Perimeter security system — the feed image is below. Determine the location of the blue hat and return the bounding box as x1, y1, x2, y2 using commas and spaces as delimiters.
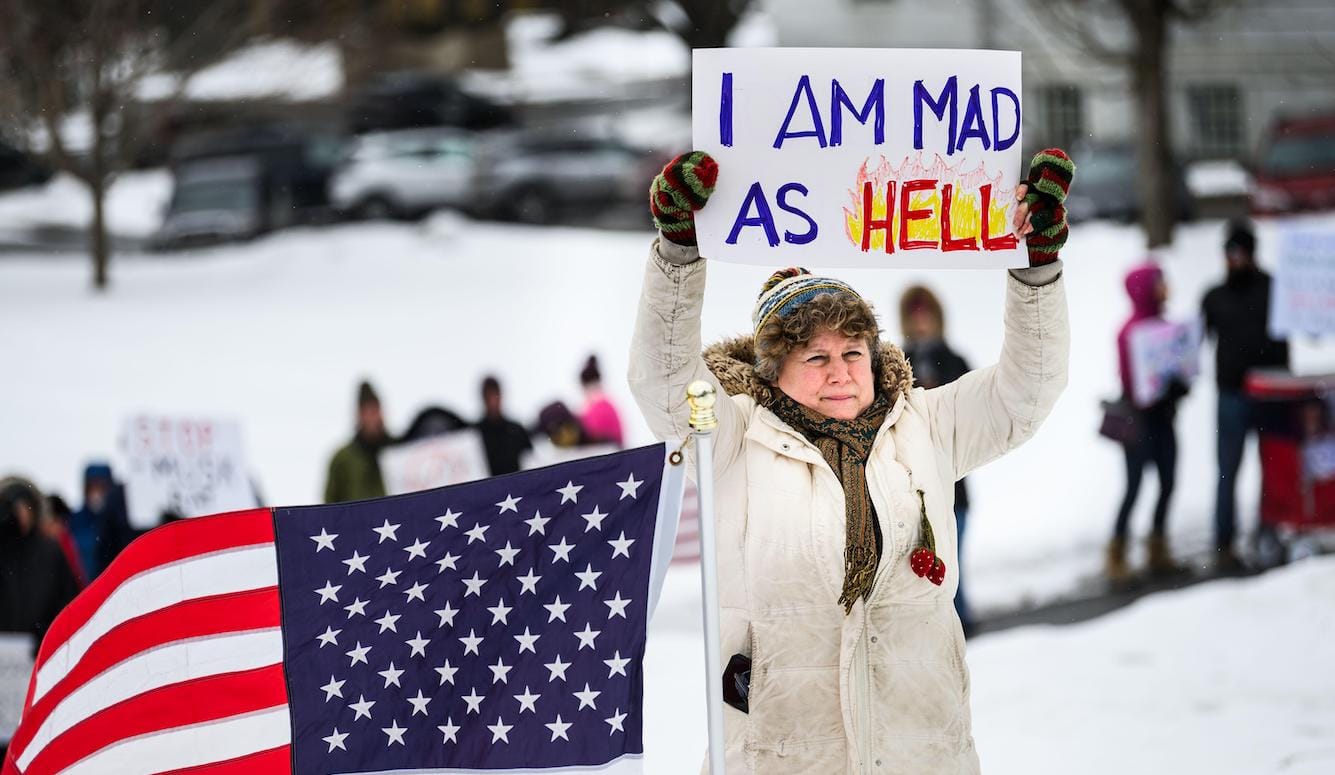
751, 267, 864, 338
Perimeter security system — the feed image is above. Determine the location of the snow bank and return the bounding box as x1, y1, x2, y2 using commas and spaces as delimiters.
137, 39, 344, 103
0, 168, 171, 239
466, 13, 688, 104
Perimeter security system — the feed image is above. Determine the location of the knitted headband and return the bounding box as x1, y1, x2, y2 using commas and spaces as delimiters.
752, 267, 865, 338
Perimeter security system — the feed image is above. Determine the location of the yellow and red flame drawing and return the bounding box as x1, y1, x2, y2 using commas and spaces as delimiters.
843, 153, 1018, 254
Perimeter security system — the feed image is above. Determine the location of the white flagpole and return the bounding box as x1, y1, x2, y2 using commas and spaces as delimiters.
687, 380, 726, 775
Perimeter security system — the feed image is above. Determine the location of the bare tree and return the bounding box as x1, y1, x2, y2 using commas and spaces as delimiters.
1044, 0, 1223, 248
0, 0, 244, 290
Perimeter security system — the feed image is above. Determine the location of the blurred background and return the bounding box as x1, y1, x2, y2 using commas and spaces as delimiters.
2, 1, 1335, 773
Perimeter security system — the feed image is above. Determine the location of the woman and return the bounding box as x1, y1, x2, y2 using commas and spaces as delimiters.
578, 355, 625, 448
900, 285, 975, 635
629, 149, 1073, 773
1108, 262, 1186, 582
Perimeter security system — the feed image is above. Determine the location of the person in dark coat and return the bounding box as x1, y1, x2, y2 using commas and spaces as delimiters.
67, 462, 133, 581
900, 285, 976, 635
474, 376, 532, 476
324, 380, 390, 504
1202, 220, 1290, 573
0, 477, 80, 650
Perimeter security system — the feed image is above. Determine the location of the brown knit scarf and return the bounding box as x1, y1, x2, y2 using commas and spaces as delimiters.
765, 391, 891, 614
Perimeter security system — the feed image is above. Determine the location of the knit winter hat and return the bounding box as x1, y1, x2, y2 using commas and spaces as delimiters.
752, 267, 865, 338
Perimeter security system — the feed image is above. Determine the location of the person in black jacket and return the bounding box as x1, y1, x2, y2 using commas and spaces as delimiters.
475, 376, 532, 476
1202, 220, 1290, 573
900, 285, 976, 635
0, 478, 80, 649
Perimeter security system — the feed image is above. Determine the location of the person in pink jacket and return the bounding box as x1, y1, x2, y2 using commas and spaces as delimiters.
1108, 262, 1188, 583
578, 355, 625, 448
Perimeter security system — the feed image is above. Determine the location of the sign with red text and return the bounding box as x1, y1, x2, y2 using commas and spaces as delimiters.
1270, 227, 1335, 337
692, 48, 1026, 268
380, 429, 489, 495
1127, 319, 1202, 407
119, 414, 257, 528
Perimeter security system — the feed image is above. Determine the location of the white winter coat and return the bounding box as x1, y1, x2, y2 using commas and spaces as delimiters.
628, 240, 1070, 774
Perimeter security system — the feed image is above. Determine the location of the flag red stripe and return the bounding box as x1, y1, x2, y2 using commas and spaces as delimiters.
34, 508, 275, 675
9, 587, 281, 758
24, 664, 288, 775
158, 745, 291, 774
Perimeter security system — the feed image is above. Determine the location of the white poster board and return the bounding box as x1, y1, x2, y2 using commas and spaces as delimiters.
692, 48, 1026, 269
1127, 319, 1202, 407
1270, 227, 1335, 337
0, 632, 35, 744
119, 415, 257, 528
380, 430, 489, 495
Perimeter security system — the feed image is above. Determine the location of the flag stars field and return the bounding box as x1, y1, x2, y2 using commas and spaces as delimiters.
261, 447, 666, 770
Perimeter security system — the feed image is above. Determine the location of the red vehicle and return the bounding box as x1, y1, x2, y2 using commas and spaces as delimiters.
1244, 370, 1335, 564
1250, 114, 1335, 214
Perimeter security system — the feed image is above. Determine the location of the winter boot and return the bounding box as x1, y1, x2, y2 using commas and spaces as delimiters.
1214, 546, 1248, 577
1105, 537, 1132, 586
1146, 532, 1188, 578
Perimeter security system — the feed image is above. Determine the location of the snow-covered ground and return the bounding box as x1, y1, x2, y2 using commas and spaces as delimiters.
0, 169, 171, 241
2, 173, 1334, 613
643, 556, 1335, 774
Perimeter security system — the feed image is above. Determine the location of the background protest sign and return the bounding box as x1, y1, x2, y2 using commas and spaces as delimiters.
118, 414, 257, 528
1127, 319, 1202, 407
692, 48, 1026, 269
0, 633, 34, 745
1270, 226, 1335, 337
380, 429, 489, 495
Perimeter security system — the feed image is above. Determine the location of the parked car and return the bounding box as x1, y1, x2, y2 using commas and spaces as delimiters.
1250, 114, 1335, 215
348, 72, 513, 135
0, 140, 52, 191
331, 128, 660, 224
329, 128, 478, 219
1063, 143, 1194, 224
152, 156, 266, 249
153, 125, 343, 249
471, 132, 663, 224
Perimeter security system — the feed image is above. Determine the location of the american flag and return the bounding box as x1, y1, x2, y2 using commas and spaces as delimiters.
4, 443, 678, 775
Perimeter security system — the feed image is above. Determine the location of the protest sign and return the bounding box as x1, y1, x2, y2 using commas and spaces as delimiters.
118, 415, 257, 528
692, 48, 1026, 269
1127, 319, 1202, 407
380, 429, 489, 495
1270, 227, 1335, 337
0, 633, 35, 744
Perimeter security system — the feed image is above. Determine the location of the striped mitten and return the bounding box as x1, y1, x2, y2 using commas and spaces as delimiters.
649, 151, 718, 246
1022, 148, 1076, 266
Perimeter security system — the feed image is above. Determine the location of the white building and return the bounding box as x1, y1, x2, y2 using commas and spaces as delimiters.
759, 0, 1335, 161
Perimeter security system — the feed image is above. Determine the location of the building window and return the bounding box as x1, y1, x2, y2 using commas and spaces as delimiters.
1040, 85, 1084, 150
1188, 84, 1244, 159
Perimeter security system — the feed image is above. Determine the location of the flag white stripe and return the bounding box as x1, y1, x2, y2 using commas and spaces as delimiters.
32, 545, 278, 704
17, 629, 284, 770
58, 705, 291, 775
645, 452, 686, 619
342, 754, 644, 774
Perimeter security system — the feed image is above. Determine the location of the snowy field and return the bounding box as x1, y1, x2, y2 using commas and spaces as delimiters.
644, 556, 1335, 774
3, 173, 1335, 772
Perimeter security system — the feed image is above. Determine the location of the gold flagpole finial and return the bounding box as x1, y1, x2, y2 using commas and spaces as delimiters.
687, 380, 718, 432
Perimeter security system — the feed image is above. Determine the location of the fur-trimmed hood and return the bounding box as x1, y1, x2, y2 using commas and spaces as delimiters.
702, 335, 914, 409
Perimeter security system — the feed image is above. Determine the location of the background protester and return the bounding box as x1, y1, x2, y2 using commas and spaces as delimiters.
42, 494, 86, 588
324, 380, 390, 503
68, 462, 133, 581
579, 355, 625, 448
1202, 220, 1290, 573
0, 477, 80, 649
474, 375, 532, 476
1108, 263, 1188, 583
900, 284, 977, 635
